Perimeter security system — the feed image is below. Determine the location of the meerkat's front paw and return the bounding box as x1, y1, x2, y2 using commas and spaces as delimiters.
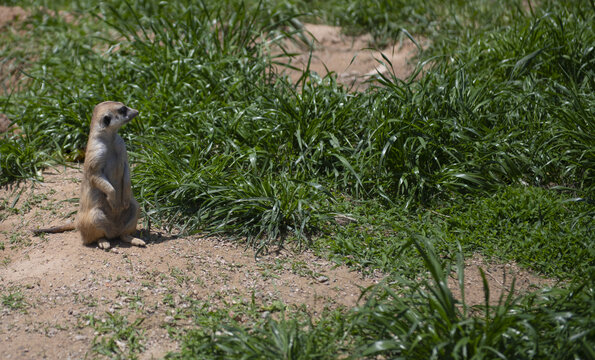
121, 235, 146, 247
97, 239, 111, 250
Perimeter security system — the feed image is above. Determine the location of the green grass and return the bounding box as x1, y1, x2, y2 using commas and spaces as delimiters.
170, 311, 348, 359
442, 186, 593, 277
1, 0, 594, 358
169, 238, 595, 359
319, 186, 593, 279
348, 239, 595, 359
87, 311, 146, 359
1, 288, 28, 312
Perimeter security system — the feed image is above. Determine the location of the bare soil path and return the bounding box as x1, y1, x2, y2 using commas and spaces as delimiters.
275, 23, 423, 89
0, 166, 379, 359
0, 165, 380, 358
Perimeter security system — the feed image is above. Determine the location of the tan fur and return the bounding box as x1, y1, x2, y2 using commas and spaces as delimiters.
32, 223, 76, 235
33, 101, 145, 250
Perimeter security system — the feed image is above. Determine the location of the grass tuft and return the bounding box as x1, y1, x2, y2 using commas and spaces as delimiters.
167, 237, 595, 359
87, 311, 145, 359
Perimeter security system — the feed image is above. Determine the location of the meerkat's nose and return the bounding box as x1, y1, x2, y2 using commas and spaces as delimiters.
127, 108, 139, 121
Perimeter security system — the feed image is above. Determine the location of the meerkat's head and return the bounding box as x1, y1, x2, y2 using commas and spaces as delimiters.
91, 101, 139, 135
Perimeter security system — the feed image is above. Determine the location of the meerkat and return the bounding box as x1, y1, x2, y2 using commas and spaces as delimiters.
33, 101, 145, 250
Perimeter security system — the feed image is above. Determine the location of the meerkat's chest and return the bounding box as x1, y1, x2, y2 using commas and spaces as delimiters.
96, 138, 127, 183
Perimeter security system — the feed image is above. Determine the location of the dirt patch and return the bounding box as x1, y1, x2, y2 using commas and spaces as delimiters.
0, 6, 31, 96
0, 165, 380, 359
0, 56, 30, 96
448, 253, 556, 307
274, 23, 424, 90
0, 5, 75, 28
0, 6, 28, 28
0, 113, 15, 133
0, 6, 76, 96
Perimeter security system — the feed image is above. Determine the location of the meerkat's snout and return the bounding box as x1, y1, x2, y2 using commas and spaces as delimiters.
125, 108, 139, 122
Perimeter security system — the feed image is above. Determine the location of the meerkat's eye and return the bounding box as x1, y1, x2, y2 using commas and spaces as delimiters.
118, 106, 127, 115
102, 114, 112, 127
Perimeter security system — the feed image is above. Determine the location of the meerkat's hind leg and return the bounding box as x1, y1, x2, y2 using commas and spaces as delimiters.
121, 235, 146, 247
97, 238, 111, 250
119, 198, 144, 247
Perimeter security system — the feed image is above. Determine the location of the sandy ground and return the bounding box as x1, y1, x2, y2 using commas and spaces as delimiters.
0, 166, 382, 359
0, 6, 554, 359
0, 6, 28, 30
274, 23, 423, 90
0, 6, 31, 97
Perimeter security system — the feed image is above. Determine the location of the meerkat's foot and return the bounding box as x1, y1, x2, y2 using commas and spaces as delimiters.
121, 235, 146, 247
97, 238, 111, 250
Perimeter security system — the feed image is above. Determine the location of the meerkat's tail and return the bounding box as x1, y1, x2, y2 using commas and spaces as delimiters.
32, 223, 76, 235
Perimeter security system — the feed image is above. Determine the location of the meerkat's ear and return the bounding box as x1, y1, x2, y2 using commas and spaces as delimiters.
102, 114, 112, 127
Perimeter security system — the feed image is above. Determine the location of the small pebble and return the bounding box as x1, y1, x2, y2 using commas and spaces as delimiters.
316, 276, 329, 283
